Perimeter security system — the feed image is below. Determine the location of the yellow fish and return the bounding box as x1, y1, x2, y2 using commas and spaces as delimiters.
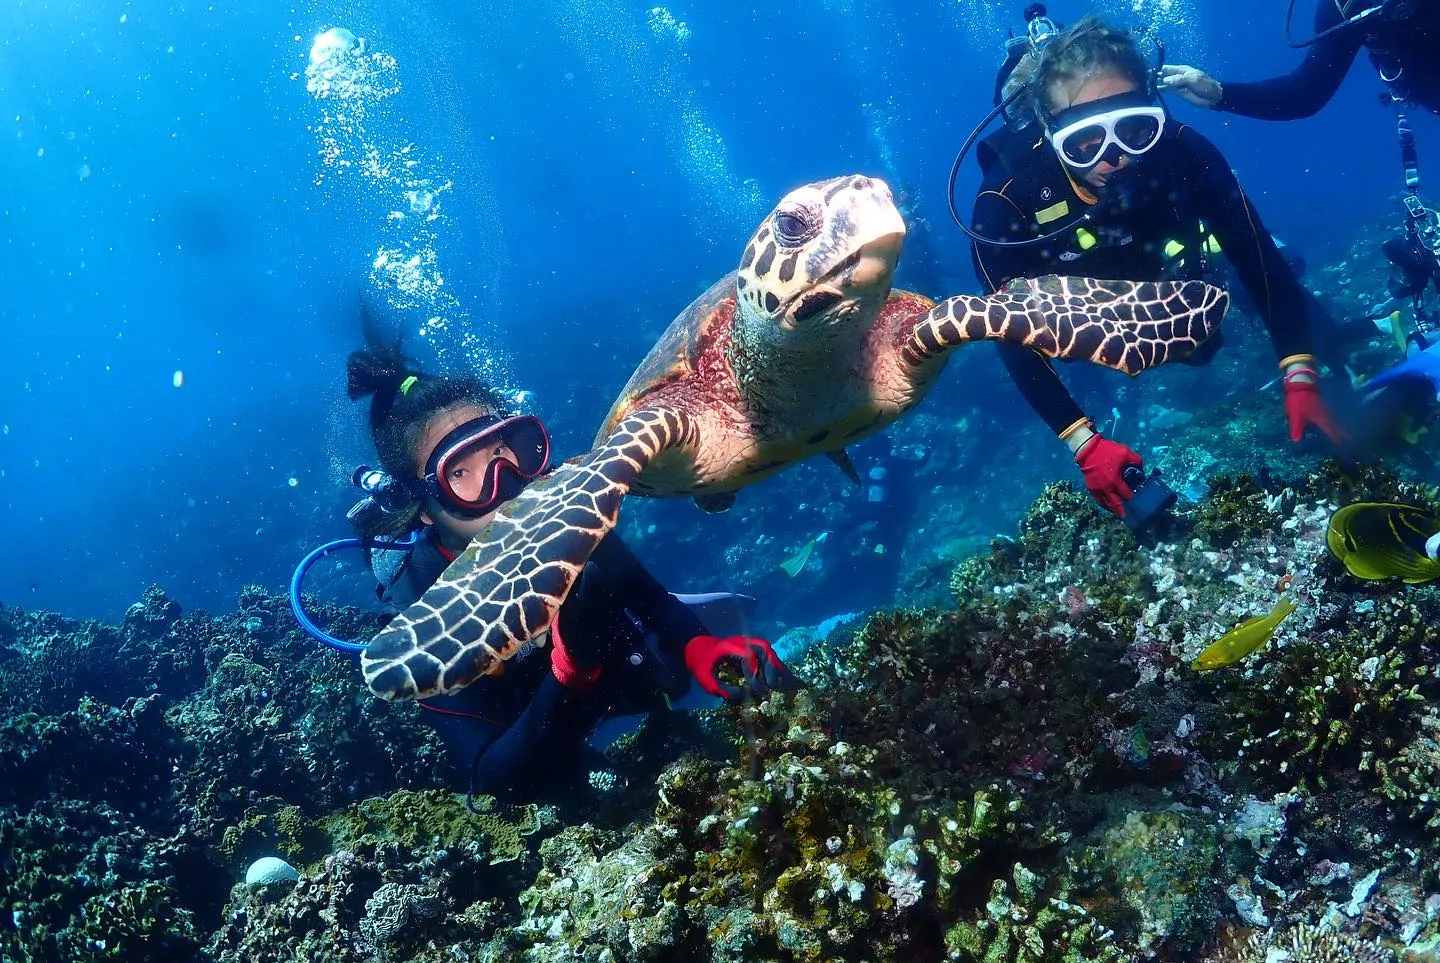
779, 532, 829, 577
1327, 502, 1440, 585
1191, 598, 1297, 671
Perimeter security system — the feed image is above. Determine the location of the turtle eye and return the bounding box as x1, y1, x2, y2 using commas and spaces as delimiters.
774, 209, 817, 248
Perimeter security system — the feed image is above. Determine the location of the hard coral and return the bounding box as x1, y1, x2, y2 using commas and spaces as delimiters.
0, 797, 208, 963
942, 864, 1128, 963
1375, 708, 1440, 831
1198, 591, 1432, 794
1192, 474, 1283, 548
1071, 807, 1223, 953
1224, 920, 1396, 962
514, 823, 683, 959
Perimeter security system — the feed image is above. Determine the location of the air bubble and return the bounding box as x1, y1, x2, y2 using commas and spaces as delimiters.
309, 27, 361, 67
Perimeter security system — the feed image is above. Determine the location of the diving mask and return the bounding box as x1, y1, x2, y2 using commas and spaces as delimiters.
1046, 90, 1166, 170
421, 414, 551, 518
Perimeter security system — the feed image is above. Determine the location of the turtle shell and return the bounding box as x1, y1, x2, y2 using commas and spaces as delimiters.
596, 271, 739, 443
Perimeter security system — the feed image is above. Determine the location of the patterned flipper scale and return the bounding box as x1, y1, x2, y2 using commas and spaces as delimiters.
901, 276, 1230, 374
361, 406, 696, 701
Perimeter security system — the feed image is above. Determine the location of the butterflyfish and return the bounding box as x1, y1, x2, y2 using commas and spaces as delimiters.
1326, 502, 1440, 585
1190, 597, 1297, 672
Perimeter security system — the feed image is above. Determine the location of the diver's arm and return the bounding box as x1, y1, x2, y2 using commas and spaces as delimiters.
971, 183, 1091, 440
1214, 3, 1361, 120
997, 342, 1090, 437
1182, 127, 1313, 361
588, 533, 706, 658
466, 675, 605, 798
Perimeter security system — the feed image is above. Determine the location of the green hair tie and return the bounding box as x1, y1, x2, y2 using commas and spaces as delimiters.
399, 375, 419, 396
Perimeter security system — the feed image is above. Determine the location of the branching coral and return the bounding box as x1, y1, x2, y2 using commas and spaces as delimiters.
1197, 592, 1432, 794
943, 865, 1129, 963
1219, 921, 1396, 962
1375, 708, 1440, 831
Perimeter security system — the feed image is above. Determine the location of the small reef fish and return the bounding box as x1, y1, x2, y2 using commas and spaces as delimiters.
1190, 598, 1297, 672
779, 532, 828, 578
1327, 502, 1440, 585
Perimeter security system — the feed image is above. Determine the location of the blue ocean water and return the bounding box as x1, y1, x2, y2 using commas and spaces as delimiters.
0, 0, 1426, 623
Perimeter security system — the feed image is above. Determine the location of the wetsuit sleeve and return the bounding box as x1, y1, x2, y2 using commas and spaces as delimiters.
466, 674, 605, 798
1179, 127, 1313, 361
379, 534, 450, 610
1215, 3, 1361, 120
970, 179, 1027, 294
971, 184, 1090, 437
588, 533, 706, 656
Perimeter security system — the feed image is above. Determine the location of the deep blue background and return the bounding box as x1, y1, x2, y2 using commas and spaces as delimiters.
0, 0, 1426, 620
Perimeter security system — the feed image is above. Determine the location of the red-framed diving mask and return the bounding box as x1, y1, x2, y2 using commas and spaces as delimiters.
419, 414, 551, 518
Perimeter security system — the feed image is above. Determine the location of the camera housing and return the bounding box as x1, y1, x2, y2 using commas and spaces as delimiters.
1120, 465, 1178, 533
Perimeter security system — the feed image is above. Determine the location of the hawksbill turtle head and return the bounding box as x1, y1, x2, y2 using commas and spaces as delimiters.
734, 174, 906, 341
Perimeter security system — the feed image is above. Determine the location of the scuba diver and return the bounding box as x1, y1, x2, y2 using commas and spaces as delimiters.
965, 16, 1347, 521
1157, 1, 1440, 120
1158, 2, 1440, 429
295, 343, 794, 803
849, 437, 932, 607
980, 6, 1377, 364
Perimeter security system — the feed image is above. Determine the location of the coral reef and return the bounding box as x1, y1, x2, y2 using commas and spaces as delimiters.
7, 451, 1440, 961
1208, 920, 1397, 962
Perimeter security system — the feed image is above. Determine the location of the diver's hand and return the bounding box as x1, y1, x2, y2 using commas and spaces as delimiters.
1283, 364, 1347, 446
1075, 433, 1144, 517
684, 635, 795, 700
1157, 65, 1223, 109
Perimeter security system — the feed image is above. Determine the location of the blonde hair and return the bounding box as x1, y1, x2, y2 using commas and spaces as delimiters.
1002, 51, 1040, 125
1031, 15, 1150, 121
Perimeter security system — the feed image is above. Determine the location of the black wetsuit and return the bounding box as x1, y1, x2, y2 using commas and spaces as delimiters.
1217, 0, 1440, 119
381, 530, 703, 800
971, 123, 1315, 435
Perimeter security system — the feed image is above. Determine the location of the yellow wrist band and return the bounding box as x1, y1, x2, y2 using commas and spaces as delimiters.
1057, 417, 1091, 441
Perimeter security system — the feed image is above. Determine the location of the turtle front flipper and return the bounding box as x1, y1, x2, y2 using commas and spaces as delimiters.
360, 406, 697, 701
901, 276, 1230, 375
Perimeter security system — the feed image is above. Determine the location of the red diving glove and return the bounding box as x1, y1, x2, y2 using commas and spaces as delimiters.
548, 611, 603, 691
684, 635, 795, 700
1075, 432, 1144, 517
1282, 364, 1346, 445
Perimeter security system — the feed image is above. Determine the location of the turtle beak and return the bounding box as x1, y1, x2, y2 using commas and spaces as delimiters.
846, 231, 904, 289
778, 231, 905, 331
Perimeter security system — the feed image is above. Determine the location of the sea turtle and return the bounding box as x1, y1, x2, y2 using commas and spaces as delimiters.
362, 174, 1228, 700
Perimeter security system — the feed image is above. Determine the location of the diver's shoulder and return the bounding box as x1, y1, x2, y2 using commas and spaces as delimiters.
380, 532, 449, 609
1163, 123, 1230, 165
981, 137, 1066, 203
591, 529, 635, 563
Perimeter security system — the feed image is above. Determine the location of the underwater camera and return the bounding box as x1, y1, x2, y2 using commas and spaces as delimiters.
1121, 465, 1178, 533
